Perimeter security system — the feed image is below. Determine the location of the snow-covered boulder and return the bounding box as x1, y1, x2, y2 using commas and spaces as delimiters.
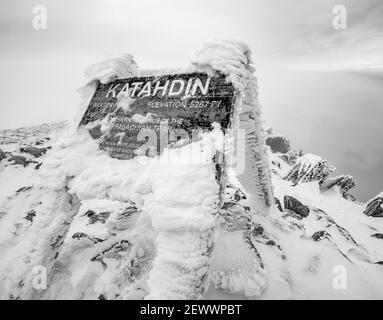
364, 193, 383, 217
311, 230, 332, 242
266, 135, 290, 153
283, 195, 310, 218
20, 146, 48, 158
284, 153, 335, 185
320, 175, 355, 197
0, 148, 6, 162
8, 155, 30, 167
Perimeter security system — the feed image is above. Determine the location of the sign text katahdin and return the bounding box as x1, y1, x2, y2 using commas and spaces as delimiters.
80, 72, 236, 159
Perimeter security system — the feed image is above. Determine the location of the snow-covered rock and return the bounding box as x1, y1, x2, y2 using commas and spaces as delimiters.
266, 135, 290, 153
284, 153, 336, 185
2, 119, 383, 299
0, 148, 6, 162
20, 147, 48, 158
364, 193, 383, 217
283, 195, 310, 218
320, 175, 355, 197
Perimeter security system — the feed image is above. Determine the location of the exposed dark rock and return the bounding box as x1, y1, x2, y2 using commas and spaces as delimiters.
371, 233, 383, 239
284, 195, 310, 218
89, 125, 103, 139
119, 205, 140, 218
50, 235, 64, 249
232, 187, 247, 201
266, 135, 290, 153
72, 232, 104, 243
8, 155, 29, 167
16, 186, 32, 193
0, 148, 6, 162
25, 210, 36, 222
312, 208, 358, 245
312, 231, 332, 241
243, 231, 265, 269
20, 146, 47, 158
320, 175, 355, 197
34, 163, 42, 170
71, 232, 89, 240
284, 154, 335, 185
266, 240, 276, 246
275, 197, 283, 212
252, 223, 264, 236
83, 210, 111, 224
91, 240, 131, 267
364, 193, 383, 217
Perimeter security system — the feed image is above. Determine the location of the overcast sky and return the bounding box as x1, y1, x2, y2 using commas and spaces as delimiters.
0, 0, 382, 129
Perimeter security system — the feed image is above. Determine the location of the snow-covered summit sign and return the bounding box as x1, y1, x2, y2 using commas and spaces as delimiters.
80, 72, 236, 159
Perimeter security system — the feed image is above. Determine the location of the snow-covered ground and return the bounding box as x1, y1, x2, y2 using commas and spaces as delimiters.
1, 120, 383, 300
0, 41, 382, 300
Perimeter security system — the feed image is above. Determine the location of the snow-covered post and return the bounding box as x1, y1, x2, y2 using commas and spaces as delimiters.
145, 41, 275, 300
186, 41, 274, 298
190, 40, 274, 209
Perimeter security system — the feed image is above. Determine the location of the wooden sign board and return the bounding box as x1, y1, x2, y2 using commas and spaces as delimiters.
80, 72, 236, 159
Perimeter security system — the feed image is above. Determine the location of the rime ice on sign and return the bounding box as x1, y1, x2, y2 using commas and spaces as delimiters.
80, 73, 236, 159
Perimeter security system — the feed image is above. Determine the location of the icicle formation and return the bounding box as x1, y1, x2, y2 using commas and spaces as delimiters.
285, 153, 336, 185
241, 73, 274, 206
364, 192, 383, 217
191, 40, 274, 207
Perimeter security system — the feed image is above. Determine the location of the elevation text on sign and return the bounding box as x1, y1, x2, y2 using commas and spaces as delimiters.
80, 72, 236, 159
